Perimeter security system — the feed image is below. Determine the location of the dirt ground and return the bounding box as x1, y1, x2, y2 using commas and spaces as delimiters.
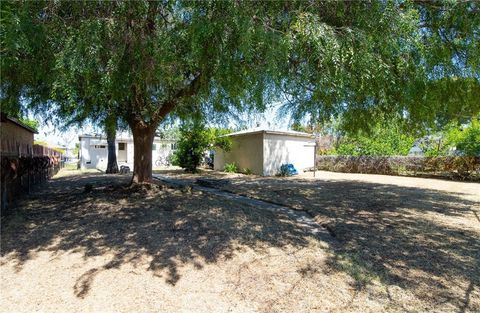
1, 169, 479, 312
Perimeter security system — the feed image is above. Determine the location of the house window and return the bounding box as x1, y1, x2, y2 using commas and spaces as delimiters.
152, 144, 157, 151
171, 143, 177, 150
118, 142, 125, 150
94, 145, 106, 149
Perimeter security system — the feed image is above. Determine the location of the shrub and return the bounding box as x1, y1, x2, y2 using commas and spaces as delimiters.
224, 163, 238, 173
171, 121, 210, 173
172, 120, 232, 173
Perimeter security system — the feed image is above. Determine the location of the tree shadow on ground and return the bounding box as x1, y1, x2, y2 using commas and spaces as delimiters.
1, 173, 479, 311
207, 176, 480, 312
0, 174, 322, 299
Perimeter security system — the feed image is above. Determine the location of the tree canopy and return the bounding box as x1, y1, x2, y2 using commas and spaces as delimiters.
1, 0, 479, 182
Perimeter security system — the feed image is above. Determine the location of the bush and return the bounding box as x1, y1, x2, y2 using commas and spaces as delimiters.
171, 121, 210, 173
172, 121, 232, 173
224, 163, 237, 173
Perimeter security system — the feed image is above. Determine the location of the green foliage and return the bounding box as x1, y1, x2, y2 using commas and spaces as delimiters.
422, 117, 480, 156
449, 118, 480, 156
333, 121, 415, 156
172, 120, 232, 172
224, 163, 238, 173
171, 120, 210, 173
18, 118, 38, 131
2, 1, 479, 181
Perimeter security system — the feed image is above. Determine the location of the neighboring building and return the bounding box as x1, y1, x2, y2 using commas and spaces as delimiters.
0, 114, 37, 156
78, 134, 177, 170
214, 129, 315, 176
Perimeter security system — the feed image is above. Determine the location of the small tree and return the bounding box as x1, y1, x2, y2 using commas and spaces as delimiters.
172, 120, 231, 173
172, 120, 209, 173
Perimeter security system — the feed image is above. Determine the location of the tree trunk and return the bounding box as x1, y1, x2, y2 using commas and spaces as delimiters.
105, 115, 119, 174
131, 124, 156, 183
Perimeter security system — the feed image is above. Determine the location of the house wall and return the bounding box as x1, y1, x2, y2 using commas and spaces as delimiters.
0, 121, 34, 156
263, 134, 315, 176
151, 140, 176, 165
79, 137, 109, 169
214, 133, 264, 175
79, 137, 177, 170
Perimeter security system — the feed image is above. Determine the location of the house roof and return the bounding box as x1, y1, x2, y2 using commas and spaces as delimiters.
0, 114, 38, 134
224, 128, 315, 139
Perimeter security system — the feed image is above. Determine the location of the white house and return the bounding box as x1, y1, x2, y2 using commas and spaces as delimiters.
214, 129, 315, 176
79, 134, 176, 170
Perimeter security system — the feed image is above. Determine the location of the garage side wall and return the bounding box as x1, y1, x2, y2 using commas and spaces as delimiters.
80, 137, 109, 170
214, 133, 264, 175
263, 134, 315, 176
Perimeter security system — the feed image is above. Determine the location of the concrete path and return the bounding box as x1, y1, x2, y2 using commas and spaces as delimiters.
153, 174, 333, 240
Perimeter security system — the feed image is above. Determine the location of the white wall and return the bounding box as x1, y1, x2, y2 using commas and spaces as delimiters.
79, 137, 109, 170
214, 133, 264, 175
79, 137, 177, 170
152, 140, 176, 165
263, 134, 315, 176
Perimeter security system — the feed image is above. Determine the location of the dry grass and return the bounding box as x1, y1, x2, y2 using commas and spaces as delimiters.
158, 169, 480, 312
1, 169, 479, 312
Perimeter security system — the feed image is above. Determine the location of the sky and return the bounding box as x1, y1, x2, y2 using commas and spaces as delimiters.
33, 102, 293, 149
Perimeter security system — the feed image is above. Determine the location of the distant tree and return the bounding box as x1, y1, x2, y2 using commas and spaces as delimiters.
422, 116, 480, 156
332, 119, 416, 156
449, 118, 480, 156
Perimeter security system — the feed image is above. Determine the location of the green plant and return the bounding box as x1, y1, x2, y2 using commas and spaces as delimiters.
242, 168, 252, 175
224, 163, 238, 173
333, 119, 416, 156
445, 118, 480, 156
421, 116, 480, 157
171, 120, 211, 173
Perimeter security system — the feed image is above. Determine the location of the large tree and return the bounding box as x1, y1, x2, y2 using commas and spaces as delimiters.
2, 1, 478, 183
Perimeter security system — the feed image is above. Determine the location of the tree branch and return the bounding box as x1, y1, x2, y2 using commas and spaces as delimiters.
152, 73, 204, 123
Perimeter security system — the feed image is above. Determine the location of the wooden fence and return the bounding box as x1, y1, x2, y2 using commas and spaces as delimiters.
0, 140, 62, 157
1, 143, 64, 216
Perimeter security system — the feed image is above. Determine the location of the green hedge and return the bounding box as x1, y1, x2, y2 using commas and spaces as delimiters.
315, 156, 480, 180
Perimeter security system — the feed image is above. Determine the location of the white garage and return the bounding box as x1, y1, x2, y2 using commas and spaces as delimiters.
214, 129, 315, 176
